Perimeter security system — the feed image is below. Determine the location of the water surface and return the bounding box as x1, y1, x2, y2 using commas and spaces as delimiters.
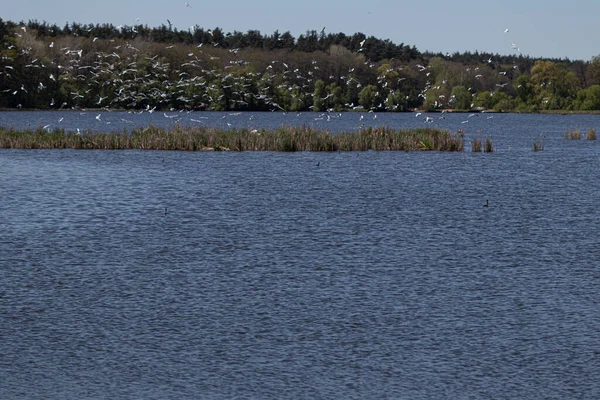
1, 113, 600, 399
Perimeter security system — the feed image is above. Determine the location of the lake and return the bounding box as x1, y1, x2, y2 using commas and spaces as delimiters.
1, 111, 600, 399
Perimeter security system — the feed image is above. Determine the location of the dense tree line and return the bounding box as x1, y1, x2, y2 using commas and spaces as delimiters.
1, 18, 600, 112
3, 19, 420, 62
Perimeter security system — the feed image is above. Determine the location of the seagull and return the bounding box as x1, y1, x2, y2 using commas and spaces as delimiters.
95, 114, 101, 121
504, 28, 509, 33
185, 2, 191, 7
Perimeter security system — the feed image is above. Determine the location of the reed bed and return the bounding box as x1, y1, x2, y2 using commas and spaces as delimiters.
565, 128, 581, 140
484, 136, 494, 152
0, 125, 465, 152
471, 133, 493, 152
586, 128, 597, 140
471, 137, 482, 152
533, 134, 544, 151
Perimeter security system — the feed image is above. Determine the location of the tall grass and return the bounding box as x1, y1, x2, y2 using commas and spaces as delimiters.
533, 133, 544, 151
471, 135, 493, 152
484, 135, 494, 152
0, 125, 465, 152
586, 128, 597, 140
471, 137, 482, 152
565, 128, 581, 140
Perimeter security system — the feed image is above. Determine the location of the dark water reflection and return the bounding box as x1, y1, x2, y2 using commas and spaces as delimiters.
1, 114, 600, 398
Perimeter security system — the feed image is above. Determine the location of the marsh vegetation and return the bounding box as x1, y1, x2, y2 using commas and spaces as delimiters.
0, 125, 465, 151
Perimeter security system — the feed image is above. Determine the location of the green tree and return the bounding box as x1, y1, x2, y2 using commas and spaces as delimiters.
576, 85, 600, 110
490, 91, 512, 111
423, 85, 448, 111
515, 75, 534, 105
587, 55, 600, 86
289, 87, 306, 111
530, 60, 579, 110
0, 18, 8, 44
358, 84, 378, 110
474, 91, 494, 109
450, 86, 471, 110
313, 79, 326, 111
377, 63, 399, 91
327, 83, 344, 110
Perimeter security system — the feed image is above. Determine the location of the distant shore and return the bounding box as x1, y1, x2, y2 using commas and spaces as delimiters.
2, 108, 600, 115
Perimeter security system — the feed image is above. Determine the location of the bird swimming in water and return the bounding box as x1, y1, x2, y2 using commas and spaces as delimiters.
163, 207, 168, 215
483, 199, 489, 207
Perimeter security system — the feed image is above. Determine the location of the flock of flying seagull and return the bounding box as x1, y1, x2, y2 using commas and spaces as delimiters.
1, 2, 524, 132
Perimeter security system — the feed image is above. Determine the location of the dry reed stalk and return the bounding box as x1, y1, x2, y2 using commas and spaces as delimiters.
586, 128, 597, 140
565, 128, 581, 140
484, 136, 494, 152
533, 134, 544, 151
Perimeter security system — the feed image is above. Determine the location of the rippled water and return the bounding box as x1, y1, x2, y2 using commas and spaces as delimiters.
1, 113, 600, 399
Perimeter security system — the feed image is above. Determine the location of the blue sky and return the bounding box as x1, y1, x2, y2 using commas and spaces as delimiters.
2, 0, 599, 61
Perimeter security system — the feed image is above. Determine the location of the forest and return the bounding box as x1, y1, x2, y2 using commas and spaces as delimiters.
1, 18, 600, 112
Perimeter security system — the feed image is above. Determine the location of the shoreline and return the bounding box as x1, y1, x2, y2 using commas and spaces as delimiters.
2, 108, 600, 115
